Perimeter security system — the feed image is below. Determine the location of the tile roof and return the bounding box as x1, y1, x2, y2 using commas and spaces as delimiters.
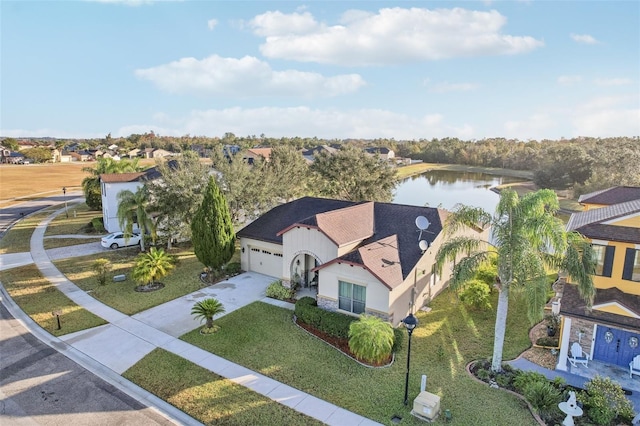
578, 186, 640, 205
99, 160, 177, 183
566, 199, 640, 243
560, 284, 640, 331
239, 197, 447, 289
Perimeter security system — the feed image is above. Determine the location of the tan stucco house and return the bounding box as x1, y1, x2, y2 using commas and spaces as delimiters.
238, 197, 485, 326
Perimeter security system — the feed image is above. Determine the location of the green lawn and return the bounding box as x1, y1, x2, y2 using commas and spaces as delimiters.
180, 293, 537, 425
54, 247, 206, 315
0, 211, 53, 254
123, 349, 324, 426
43, 203, 104, 249
0, 264, 106, 336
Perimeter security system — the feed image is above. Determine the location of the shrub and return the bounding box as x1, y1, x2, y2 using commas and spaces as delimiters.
225, 262, 241, 275
294, 297, 355, 339
495, 372, 514, 388
91, 217, 105, 233
91, 258, 112, 286
513, 371, 548, 393
535, 337, 559, 347
348, 315, 394, 364
392, 327, 404, 352
459, 279, 492, 310
522, 381, 562, 414
191, 298, 225, 330
579, 376, 634, 425
476, 368, 490, 381
265, 281, 293, 301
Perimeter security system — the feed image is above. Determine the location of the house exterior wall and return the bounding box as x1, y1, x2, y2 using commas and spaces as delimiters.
591, 239, 640, 296
282, 227, 339, 280
238, 237, 283, 279
101, 180, 142, 233
610, 214, 640, 227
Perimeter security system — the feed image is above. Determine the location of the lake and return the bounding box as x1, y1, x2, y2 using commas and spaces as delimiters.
393, 170, 525, 212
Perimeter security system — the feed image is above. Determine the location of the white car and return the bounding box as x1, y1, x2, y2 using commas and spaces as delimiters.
101, 232, 141, 249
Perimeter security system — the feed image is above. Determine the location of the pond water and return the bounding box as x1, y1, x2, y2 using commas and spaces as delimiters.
393, 169, 525, 212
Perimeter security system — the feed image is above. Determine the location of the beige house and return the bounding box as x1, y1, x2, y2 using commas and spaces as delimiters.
238, 197, 485, 325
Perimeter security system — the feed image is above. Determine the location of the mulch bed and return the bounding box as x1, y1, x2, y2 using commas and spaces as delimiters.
134, 282, 165, 292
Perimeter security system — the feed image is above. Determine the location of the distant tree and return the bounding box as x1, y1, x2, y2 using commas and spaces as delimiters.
191, 176, 235, 280
116, 186, 155, 252
147, 152, 209, 248
22, 147, 52, 163
265, 145, 309, 202
311, 144, 397, 202
82, 157, 142, 210
2, 137, 19, 151
533, 145, 593, 190
132, 247, 175, 289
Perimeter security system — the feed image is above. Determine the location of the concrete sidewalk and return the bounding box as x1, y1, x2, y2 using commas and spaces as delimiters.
12, 205, 382, 426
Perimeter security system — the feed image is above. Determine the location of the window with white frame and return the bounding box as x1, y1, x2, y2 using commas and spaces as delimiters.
592, 244, 614, 277
338, 281, 366, 314
623, 248, 640, 282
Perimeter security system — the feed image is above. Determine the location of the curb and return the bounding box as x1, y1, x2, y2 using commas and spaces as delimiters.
0, 284, 203, 426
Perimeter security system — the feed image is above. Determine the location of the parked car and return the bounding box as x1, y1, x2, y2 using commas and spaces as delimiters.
101, 232, 141, 249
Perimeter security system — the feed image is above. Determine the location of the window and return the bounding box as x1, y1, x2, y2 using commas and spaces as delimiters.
592, 244, 614, 277
338, 281, 366, 314
623, 248, 640, 282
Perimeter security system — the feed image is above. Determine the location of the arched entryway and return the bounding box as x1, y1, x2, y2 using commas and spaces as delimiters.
290, 251, 321, 290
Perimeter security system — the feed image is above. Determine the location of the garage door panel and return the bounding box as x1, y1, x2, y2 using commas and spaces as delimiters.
248, 247, 282, 278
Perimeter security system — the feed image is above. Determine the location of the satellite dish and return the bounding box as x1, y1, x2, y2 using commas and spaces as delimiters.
415, 216, 430, 230
419, 240, 429, 252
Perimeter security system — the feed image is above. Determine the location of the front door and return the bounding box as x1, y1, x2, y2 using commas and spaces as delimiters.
592, 325, 640, 367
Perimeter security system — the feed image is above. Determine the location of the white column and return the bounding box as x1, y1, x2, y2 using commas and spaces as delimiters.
556, 316, 572, 371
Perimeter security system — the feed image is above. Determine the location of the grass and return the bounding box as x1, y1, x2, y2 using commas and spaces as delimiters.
0, 264, 106, 336
44, 202, 104, 249
0, 211, 53, 254
180, 292, 537, 425
54, 246, 206, 315
123, 349, 324, 426
396, 162, 534, 180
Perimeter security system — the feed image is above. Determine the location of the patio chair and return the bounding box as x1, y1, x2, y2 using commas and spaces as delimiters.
568, 342, 589, 368
630, 355, 640, 379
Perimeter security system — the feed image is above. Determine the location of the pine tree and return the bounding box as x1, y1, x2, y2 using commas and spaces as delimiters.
191, 176, 235, 280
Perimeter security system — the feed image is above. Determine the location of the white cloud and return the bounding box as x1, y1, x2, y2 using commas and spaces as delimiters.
503, 113, 556, 140
135, 55, 366, 97
114, 107, 472, 140
250, 7, 543, 66
557, 75, 582, 85
572, 94, 640, 136
425, 80, 479, 93
207, 19, 218, 30
594, 77, 632, 86
570, 33, 599, 44
84, 0, 177, 5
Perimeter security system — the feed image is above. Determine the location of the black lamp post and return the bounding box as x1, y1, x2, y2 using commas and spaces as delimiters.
62, 187, 68, 218
403, 312, 418, 405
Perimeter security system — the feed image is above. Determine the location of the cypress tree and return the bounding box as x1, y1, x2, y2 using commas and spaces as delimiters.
191, 176, 235, 277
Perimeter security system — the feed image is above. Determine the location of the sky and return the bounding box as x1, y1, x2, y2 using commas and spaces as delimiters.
1, 0, 639, 141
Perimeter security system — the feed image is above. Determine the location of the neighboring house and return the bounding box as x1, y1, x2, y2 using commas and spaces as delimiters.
301, 145, 339, 163
238, 196, 485, 325
128, 148, 141, 158
59, 151, 73, 163
244, 147, 272, 164
0, 146, 25, 164
556, 186, 640, 371
139, 148, 174, 159
16, 141, 37, 151
100, 161, 176, 232
70, 150, 93, 161
364, 147, 395, 161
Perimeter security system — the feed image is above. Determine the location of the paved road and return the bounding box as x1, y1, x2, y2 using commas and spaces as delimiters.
0, 192, 82, 236
0, 302, 175, 426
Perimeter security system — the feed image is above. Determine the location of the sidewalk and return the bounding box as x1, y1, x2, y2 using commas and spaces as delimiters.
8, 205, 382, 426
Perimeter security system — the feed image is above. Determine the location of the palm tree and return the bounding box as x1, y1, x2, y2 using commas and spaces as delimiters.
435, 189, 595, 372
132, 247, 174, 287
348, 315, 394, 364
191, 298, 226, 330
117, 186, 155, 251
82, 157, 142, 210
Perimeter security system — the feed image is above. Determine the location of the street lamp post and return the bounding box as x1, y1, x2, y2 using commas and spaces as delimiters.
403, 313, 418, 405
62, 187, 68, 218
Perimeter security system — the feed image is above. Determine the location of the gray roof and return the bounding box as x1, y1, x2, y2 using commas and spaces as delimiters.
567, 199, 640, 231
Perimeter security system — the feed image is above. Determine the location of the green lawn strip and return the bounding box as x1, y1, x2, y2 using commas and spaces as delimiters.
123, 348, 324, 426
44, 237, 103, 250
397, 163, 533, 180
0, 211, 54, 254
44, 203, 104, 236
0, 264, 106, 336
181, 294, 537, 425
54, 248, 205, 315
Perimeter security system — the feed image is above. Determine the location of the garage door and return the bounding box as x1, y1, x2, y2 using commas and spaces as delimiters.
248, 247, 282, 278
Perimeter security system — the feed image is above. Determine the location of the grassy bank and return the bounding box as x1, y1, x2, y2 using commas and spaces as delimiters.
396, 162, 533, 180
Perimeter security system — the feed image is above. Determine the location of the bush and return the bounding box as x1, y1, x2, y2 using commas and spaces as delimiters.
225, 262, 241, 275
348, 315, 394, 364
579, 376, 634, 425
91, 258, 112, 286
535, 337, 559, 347
513, 371, 548, 393
522, 381, 562, 414
392, 327, 404, 352
91, 217, 105, 233
459, 279, 492, 310
294, 297, 355, 339
265, 280, 293, 301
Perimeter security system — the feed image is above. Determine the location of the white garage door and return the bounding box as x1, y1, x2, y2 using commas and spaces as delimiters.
248, 247, 282, 278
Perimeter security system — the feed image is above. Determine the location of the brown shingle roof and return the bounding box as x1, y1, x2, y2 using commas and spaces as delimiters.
100, 172, 146, 183
578, 186, 640, 205
560, 284, 640, 330
316, 202, 374, 246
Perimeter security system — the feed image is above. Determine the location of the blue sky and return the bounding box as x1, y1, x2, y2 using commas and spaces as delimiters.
2, 0, 638, 140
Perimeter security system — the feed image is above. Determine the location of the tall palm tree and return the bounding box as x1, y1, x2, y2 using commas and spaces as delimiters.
117, 186, 155, 251
132, 247, 174, 287
191, 298, 226, 330
435, 189, 595, 372
82, 157, 142, 210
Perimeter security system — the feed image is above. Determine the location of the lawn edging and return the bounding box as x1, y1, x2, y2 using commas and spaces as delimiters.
465, 360, 545, 426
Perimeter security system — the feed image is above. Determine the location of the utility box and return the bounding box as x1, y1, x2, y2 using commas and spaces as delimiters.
411, 391, 441, 422
113, 274, 126, 282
